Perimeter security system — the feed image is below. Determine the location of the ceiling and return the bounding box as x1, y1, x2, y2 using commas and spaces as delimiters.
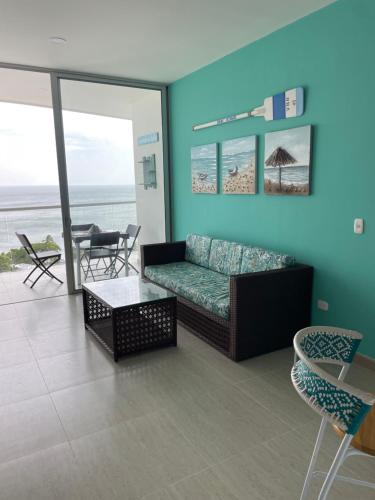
0, 68, 155, 119
0, 0, 335, 83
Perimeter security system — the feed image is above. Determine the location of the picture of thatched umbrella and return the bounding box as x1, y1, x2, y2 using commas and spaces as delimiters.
265, 147, 296, 191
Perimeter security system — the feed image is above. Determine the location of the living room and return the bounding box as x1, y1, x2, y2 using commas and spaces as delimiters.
0, 1, 374, 499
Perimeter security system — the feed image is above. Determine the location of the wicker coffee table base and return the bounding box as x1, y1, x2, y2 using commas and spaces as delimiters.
83, 289, 177, 362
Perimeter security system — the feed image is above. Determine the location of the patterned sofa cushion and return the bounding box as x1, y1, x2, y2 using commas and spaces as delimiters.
241, 246, 295, 273
144, 261, 230, 319
208, 239, 243, 275
185, 234, 212, 268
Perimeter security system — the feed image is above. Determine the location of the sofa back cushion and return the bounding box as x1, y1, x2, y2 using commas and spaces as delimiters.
185, 234, 212, 267
241, 246, 295, 273
208, 239, 243, 275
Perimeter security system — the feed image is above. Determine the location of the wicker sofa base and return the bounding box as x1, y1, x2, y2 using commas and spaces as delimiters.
141, 241, 313, 362
177, 296, 231, 356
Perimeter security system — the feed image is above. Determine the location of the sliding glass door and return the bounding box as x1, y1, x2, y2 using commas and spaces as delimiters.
0, 68, 66, 303
0, 63, 169, 295
55, 77, 167, 291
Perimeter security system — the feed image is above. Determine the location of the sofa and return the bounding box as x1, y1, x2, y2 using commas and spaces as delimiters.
141, 234, 313, 361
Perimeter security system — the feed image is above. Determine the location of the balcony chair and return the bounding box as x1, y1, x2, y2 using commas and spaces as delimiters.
71, 223, 96, 274
291, 326, 375, 500
113, 224, 141, 276
71, 223, 95, 232
15, 232, 63, 288
82, 231, 120, 282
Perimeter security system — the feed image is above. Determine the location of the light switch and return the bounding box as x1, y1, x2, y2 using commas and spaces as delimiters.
354, 218, 364, 234
317, 299, 329, 311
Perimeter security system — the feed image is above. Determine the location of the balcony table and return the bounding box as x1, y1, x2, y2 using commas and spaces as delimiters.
71, 230, 129, 286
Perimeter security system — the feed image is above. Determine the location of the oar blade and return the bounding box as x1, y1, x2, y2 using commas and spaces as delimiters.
263, 87, 304, 121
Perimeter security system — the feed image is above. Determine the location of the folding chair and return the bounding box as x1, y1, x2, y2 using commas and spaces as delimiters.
114, 224, 141, 276
15, 233, 63, 288
71, 223, 96, 274
82, 231, 120, 282
71, 223, 95, 232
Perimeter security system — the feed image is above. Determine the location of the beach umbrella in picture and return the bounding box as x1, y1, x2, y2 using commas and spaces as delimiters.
265, 147, 296, 190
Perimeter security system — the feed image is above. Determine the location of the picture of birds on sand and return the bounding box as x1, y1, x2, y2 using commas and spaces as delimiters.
222, 135, 256, 194
191, 143, 217, 193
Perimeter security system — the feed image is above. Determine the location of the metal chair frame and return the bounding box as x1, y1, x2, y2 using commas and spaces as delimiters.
292, 326, 375, 500
15, 233, 63, 288
113, 224, 141, 276
71, 223, 95, 276
83, 231, 120, 282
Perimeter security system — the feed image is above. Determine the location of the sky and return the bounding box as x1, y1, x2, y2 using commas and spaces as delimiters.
264, 125, 311, 167
222, 136, 256, 156
191, 143, 217, 160
0, 102, 135, 186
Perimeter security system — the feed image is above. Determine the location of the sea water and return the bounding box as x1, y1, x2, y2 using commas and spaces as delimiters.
222, 150, 255, 176
0, 185, 136, 253
264, 165, 309, 185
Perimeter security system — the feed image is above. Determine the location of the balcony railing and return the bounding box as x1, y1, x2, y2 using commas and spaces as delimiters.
0, 200, 136, 273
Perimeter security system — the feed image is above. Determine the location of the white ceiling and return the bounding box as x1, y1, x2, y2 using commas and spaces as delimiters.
0, 68, 155, 119
0, 0, 335, 83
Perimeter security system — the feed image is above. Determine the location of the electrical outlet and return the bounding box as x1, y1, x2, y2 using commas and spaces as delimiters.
317, 299, 329, 311
354, 218, 364, 234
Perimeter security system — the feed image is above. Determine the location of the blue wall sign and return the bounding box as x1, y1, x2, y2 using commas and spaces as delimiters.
137, 132, 159, 146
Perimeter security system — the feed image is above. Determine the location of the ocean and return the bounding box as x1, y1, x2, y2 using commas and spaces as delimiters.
222, 150, 255, 176
191, 157, 217, 183
0, 185, 136, 253
264, 165, 309, 185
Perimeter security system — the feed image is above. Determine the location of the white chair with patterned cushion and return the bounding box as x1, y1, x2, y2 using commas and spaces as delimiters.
291, 326, 375, 500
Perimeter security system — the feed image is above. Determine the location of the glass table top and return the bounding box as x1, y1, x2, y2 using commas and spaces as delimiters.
82, 276, 175, 309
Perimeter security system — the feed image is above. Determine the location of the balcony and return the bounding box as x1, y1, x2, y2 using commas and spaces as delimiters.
0, 200, 138, 305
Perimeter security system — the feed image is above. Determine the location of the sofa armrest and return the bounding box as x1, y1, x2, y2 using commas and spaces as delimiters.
141, 241, 186, 277
229, 264, 313, 360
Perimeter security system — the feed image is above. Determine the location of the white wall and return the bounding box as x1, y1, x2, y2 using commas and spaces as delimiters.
131, 91, 166, 245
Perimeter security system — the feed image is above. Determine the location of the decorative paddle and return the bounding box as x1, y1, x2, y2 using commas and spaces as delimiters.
192, 87, 304, 131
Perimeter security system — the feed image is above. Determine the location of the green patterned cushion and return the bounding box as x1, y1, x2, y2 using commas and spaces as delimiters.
144, 261, 230, 319
185, 234, 212, 268
208, 239, 243, 275
241, 246, 295, 273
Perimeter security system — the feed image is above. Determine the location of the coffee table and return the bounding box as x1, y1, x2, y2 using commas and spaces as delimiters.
82, 276, 177, 361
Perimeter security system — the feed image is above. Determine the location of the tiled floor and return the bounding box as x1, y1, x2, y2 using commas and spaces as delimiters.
0, 294, 374, 499
0, 263, 68, 306
0, 251, 140, 306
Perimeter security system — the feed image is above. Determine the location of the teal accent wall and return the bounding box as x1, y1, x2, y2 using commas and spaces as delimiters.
169, 0, 375, 359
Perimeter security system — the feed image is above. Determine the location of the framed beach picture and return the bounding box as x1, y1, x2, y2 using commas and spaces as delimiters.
221, 135, 257, 194
191, 143, 217, 193
264, 125, 312, 195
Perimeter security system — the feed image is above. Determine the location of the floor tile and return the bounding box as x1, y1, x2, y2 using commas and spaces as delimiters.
29, 323, 92, 359
38, 344, 119, 391
0, 362, 47, 407
164, 427, 365, 500
0, 304, 18, 321
51, 372, 164, 440
160, 379, 290, 464
236, 366, 316, 427
0, 443, 88, 500
0, 291, 372, 500
295, 417, 375, 489
0, 395, 66, 465
70, 411, 208, 500
188, 342, 294, 384
0, 318, 25, 342
0, 338, 35, 369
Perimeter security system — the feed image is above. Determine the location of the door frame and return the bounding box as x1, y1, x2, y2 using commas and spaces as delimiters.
0, 62, 171, 294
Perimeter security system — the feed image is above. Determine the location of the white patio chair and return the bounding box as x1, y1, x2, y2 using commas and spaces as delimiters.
291, 326, 375, 500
